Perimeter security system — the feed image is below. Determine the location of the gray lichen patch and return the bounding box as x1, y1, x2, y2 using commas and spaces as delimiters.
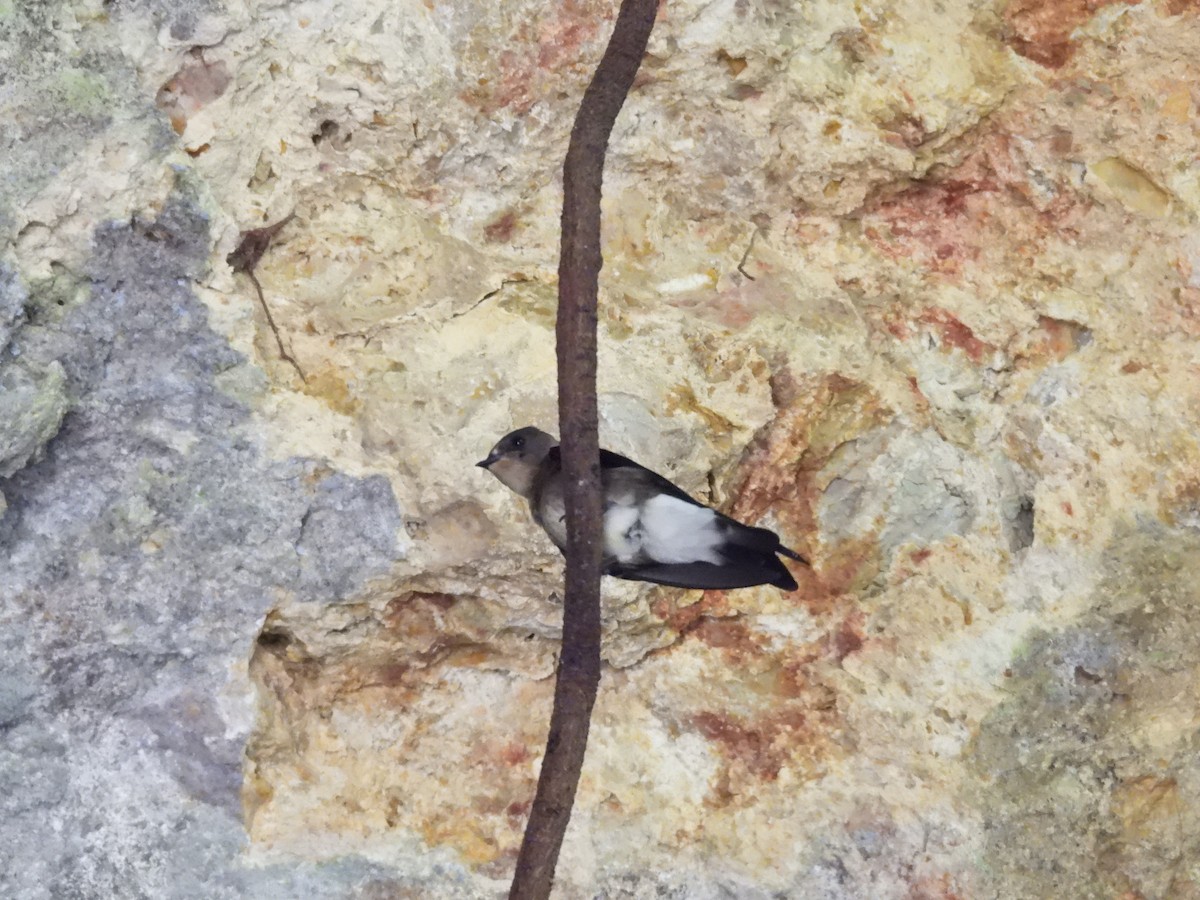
0, 264, 71, 516
0, 196, 407, 898
0, 361, 69, 480
18, 262, 93, 328
0, 264, 28, 350
967, 526, 1200, 899
0, 2, 167, 235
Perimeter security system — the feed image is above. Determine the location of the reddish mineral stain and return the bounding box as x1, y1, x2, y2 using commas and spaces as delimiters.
505, 800, 531, 820
690, 708, 811, 781
499, 742, 531, 767
689, 617, 764, 662
919, 308, 993, 361
462, 1, 605, 115
413, 591, 456, 610
905, 872, 966, 900
652, 589, 733, 634
1004, 0, 1139, 68
1035, 315, 1088, 361
155, 55, 232, 133
830, 614, 865, 661
484, 210, 518, 243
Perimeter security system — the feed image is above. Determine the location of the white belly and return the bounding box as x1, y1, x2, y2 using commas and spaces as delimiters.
606, 495, 723, 565
604, 505, 643, 562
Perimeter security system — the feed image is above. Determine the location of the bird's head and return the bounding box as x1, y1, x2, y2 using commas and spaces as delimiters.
476, 426, 558, 498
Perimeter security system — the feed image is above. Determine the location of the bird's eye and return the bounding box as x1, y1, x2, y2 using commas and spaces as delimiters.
512, 436, 526, 450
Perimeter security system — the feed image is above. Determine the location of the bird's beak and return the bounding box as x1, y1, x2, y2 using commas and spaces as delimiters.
476, 451, 502, 469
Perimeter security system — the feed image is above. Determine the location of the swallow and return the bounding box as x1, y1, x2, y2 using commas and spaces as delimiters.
477, 426, 806, 590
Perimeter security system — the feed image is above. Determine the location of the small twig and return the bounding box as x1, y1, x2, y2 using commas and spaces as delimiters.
226, 213, 307, 383
507, 1, 658, 898
737, 227, 759, 281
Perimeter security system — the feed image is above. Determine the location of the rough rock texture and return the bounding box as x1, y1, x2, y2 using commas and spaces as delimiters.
3, 0, 1200, 898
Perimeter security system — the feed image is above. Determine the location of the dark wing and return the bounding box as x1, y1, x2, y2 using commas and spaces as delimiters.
545, 446, 704, 507
609, 512, 801, 590
598, 449, 704, 506
546, 445, 806, 589
598, 452, 807, 569
607, 553, 797, 591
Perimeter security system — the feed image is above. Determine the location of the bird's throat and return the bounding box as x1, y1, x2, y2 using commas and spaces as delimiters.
487, 458, 537, 499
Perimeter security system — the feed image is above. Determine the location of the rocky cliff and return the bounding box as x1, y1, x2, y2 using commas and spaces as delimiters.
3, 0, 1200, 897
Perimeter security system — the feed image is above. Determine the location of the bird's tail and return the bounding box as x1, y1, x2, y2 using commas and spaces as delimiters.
777, 544, 809, 565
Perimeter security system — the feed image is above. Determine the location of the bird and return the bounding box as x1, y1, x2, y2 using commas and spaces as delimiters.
476, 426, 807, 590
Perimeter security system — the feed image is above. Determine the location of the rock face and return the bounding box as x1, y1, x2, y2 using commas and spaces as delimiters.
3, 0, 1200, 897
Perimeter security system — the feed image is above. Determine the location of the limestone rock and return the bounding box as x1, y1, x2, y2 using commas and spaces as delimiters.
4, 0, 1200, 897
